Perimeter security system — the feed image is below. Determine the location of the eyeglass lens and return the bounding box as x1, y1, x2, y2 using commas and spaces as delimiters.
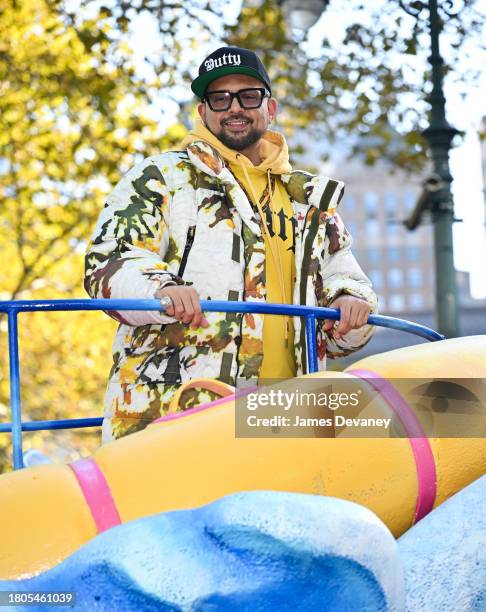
205, 88, 266, 111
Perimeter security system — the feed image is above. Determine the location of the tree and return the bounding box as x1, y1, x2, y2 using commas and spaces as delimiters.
0, 0, 189, 301
0, 0, 192, 470
226, 0, 484, 170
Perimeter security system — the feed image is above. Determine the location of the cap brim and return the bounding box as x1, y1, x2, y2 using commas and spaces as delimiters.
191, 66, 270, 98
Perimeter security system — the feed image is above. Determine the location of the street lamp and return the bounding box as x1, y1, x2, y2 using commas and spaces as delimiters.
279, 0, 330, 29
279, 0, 460, 338
399, 0, 460, 338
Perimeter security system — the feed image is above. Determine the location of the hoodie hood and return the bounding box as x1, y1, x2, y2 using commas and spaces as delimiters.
180, 121, 292, 175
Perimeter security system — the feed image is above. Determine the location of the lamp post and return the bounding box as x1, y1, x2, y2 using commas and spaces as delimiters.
399, 0, 459, 338
278, 0, 461, 338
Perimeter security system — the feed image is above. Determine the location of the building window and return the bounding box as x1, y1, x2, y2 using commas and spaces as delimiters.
368, 270, 384, 290
366, 219, 380, 235
388, 247, 401, 262
408, 268, 422, 288
406, 246, 421, 261
403, 190, 417, 212
409, 293, 425, 310
387, 221, 400, 236
364, 192, 379, 218
367, 247, 381, 263
388, 268, 403, 288
389, 294, 405, 312
384, 193, 400, 234
384, 192, 398, 219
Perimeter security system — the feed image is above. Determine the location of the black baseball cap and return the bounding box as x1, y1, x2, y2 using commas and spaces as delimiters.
191, 46, 272, 99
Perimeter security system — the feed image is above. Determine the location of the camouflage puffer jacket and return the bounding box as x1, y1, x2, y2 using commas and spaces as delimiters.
85, 141, 377, 441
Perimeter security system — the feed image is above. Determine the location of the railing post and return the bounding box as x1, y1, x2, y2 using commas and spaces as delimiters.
7, 308, 24, 469
305, 314, 318, 373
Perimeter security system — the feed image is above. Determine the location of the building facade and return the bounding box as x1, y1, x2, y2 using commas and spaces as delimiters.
333, 159, 435, 315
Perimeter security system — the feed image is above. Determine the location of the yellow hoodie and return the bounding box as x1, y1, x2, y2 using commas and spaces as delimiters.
181, 122, 296, 380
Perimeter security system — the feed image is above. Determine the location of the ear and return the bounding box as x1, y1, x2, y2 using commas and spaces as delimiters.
267, 97, 278, 122
197, 101, 206, 123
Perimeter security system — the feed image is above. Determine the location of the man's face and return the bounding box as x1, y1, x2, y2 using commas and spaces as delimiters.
197, 74, 277, 154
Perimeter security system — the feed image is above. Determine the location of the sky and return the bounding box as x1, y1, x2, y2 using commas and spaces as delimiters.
448, 98, 486, 298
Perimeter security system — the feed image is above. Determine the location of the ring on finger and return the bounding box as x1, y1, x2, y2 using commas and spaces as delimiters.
159, 295, 173, 310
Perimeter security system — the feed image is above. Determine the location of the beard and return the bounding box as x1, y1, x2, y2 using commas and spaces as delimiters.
212, 116, 266, 151
217, 127, 264, 151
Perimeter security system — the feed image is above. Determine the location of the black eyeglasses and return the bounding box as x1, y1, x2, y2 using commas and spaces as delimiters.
204, 88, 269, 112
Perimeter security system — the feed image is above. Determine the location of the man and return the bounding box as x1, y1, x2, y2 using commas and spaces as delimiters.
85, 46, 377, 442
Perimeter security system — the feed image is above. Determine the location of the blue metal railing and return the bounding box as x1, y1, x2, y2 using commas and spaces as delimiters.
0, 299, 445, 470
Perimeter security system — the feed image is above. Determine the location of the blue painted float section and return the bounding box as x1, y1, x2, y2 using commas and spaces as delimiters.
399, 475, 486, 611
1, 492, 404, 611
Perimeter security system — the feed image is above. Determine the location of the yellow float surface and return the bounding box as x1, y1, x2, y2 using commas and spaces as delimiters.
348, 335, 486, 378
347, 334, 486, 507
97, 377, 417, 535
0, 464, 97, 579
0, 336, 485, 579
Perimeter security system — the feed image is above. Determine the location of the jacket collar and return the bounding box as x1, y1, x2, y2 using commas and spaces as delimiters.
186, 141, 261, 234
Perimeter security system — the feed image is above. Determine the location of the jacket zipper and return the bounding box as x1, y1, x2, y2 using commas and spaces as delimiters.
234, 231, 248, 382
302, 207, 314, 245
177, 225, 195, 278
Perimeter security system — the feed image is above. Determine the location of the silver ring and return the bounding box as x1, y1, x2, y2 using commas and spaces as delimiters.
159, 295, 173, 310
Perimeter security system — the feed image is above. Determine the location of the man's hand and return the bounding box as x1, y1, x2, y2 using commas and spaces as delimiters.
155, 286, 209, 329
322, 295, 371, 340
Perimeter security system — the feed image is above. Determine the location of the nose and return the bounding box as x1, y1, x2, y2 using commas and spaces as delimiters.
229, 94, 243, 112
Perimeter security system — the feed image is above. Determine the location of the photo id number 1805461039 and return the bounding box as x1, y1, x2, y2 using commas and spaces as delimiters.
0, 591, 75, 607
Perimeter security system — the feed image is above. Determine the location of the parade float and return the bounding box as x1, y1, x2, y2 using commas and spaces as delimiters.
0, 298, 485, 611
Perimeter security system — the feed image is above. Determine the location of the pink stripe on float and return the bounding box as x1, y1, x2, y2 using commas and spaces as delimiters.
347, 369, 437, 522
153, 393, 235, 423
69, 458, 122, 533
152, 386, 258, 424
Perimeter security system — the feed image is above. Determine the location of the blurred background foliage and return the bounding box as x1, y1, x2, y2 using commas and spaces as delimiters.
0, 0, 483, 470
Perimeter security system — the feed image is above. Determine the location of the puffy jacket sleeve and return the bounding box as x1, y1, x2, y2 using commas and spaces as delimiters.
84, 156, 182, 326
320, 212, 378, 357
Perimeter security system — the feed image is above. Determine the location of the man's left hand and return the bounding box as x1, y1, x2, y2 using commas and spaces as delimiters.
322, 295, 371, 340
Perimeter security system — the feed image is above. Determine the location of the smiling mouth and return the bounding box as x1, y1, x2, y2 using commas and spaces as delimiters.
222, 118, 251, 131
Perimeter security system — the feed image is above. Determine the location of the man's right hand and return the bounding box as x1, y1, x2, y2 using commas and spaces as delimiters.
155, 286, 209, 330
